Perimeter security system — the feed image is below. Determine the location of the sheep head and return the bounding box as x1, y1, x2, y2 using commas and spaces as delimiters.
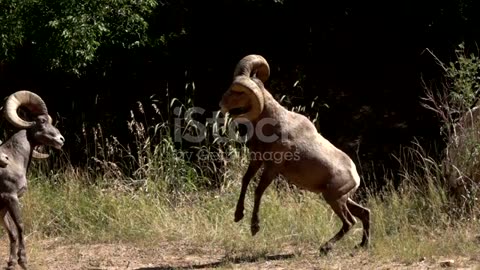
4, 90, 65, 158
220, 54, 270, 123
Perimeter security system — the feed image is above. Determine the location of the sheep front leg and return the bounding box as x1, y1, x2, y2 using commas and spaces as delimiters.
250, 164, 278, 236
0, 209, 18, 270
2, 194, 27, 270
235, 160, 263, 222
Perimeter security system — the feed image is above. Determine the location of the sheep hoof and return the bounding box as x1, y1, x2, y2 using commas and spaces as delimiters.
18, 258, 27, 270
319, 243, 333, 255
6, 262, 16, 270
234, 211, 244, 222
355, 241, 369, 250
251, 223, 260, 236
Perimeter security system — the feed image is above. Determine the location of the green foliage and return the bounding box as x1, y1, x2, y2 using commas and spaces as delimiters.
445, 43, 480, 112
0, 0, 25, 59
0, 0, 158, 75
443, 46, 480, 210
420, 43, 480, 216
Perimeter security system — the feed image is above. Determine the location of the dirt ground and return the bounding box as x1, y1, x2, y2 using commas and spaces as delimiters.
0, 238, 479, 270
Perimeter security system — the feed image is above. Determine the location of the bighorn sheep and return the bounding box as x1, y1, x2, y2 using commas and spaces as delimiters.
0, 90, 65, 269
219, 54, 370, 254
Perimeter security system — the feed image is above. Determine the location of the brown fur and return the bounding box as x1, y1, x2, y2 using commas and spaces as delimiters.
219, 54, 370, 254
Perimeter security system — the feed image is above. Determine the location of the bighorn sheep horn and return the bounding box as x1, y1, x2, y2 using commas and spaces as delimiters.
223, 55, 271, 122
4, 90, 49, 129
231, 78, 265, 122
4, 90, 52, 158
233, 54, 270, 82
32, 147, 50, 159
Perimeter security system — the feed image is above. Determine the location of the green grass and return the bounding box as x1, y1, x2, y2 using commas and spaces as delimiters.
18, 158, 480, 264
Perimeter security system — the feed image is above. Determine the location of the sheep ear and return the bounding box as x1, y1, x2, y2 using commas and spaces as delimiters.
231, 76, 265, 122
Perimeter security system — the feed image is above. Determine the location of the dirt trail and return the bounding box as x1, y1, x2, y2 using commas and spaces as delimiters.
0, 238, 479, 270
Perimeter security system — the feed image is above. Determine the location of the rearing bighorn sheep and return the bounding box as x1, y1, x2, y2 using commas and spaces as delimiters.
219, 54, 370, 254
0, 91, 65, 270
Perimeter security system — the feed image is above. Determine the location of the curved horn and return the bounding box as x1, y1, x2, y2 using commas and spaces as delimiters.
230, 76, 265, 121
233, 54, 270, 83
4, 90, 49, 129
32, 150, 49, 159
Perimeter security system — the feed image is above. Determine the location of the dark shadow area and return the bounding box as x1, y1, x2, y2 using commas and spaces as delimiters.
134, 253, 295, 270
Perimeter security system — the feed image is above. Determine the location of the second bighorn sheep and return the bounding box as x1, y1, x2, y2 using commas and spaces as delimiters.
219, 54, 371, 254
0, 90, 65, 270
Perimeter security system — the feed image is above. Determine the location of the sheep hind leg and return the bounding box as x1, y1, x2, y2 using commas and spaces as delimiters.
320, 195, 356, 255
0, 209, 18, 270
250, 166, 277, 236
347, 198, 370, 248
